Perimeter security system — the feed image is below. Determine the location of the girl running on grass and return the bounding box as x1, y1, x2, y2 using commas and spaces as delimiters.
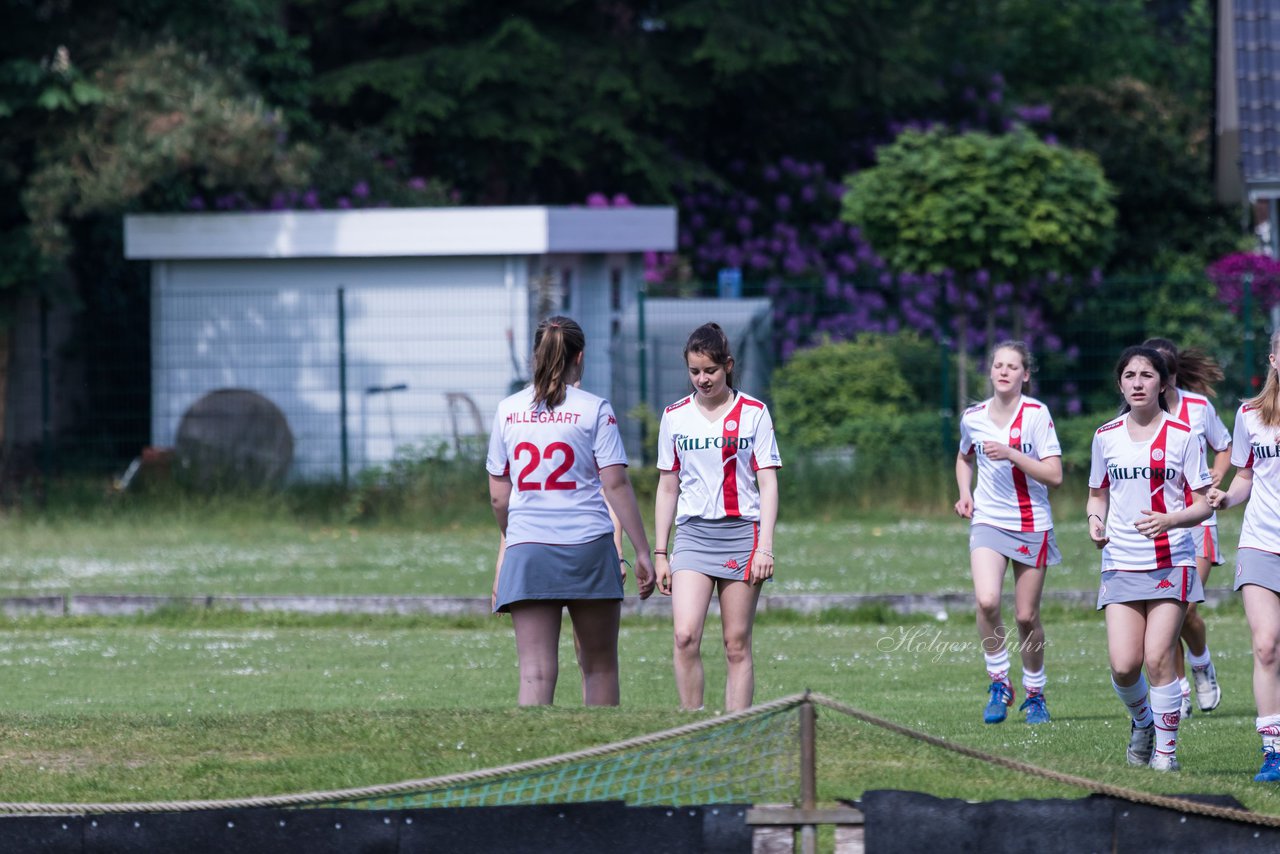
1207, 329, 1280, 783
1088, 345, 1212, 771
1142, 338, 1232, 720
954, 341, 1063, 726
654, 322, 781, 712
486, 315, 654, 706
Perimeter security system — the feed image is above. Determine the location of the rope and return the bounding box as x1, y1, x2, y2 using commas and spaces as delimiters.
0, 694, 809, 815
808, 692, 1280, 829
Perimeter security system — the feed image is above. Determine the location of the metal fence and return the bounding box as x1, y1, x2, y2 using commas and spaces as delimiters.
1, 271, 1276, 497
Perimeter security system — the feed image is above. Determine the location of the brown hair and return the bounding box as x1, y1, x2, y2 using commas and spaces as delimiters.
1114, 345, 1170, 414
531, 315, 584, 409
990, 340, 1034, 391
1141, 337, 1224, 397
1245, 329, 1280, 427
684, 322, 735, 387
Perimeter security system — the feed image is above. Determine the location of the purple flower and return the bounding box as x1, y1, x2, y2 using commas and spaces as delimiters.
352, 181, 370, 199
763, 165, 780, 182
337, 197, 351, 209
188, 196, 206, 211
776, 194, 792, 213
302, 189, 320, 209
408, 176, 428, 191
611, 193, 632, 207
737, 216, 753, 236
586, 193, 610, 208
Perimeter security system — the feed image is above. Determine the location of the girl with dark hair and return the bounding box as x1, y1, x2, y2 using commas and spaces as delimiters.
1208, 330, 1280, 782
1141, 338, 1232, 719
955, 341, 1063, 726
486, 315, 655, 706
1087, 346, 1213, 771
654, 322, 781, 711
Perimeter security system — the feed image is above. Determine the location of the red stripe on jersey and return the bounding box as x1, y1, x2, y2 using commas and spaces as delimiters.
1150, 423, 1173, 566
721, 398, 746, 517
1010, 405, 1035, 531
671, 441, 681, 471
1177, 398, 1196, 509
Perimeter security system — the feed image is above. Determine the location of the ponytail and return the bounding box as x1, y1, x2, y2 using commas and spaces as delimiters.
1245, 329, 1280, 427
1141, 337, 1224, 397
531, 315, 585, 409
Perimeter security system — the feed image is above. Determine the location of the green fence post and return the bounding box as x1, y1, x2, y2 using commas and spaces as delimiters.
1243, 273, 1255, 390
39, 296, 52, 497
338, 286, 349, 488
637, 284, 649, 466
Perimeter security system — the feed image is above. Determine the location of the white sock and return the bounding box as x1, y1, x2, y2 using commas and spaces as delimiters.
1178, 676, 1191, 697
1187, 646, 1212, 669
1257, 715, 1280, 753
1113, 675, 1153, 728
1022, 667, 1046, 696
984, 649, 1011, 684
1150, 680, 1182, 758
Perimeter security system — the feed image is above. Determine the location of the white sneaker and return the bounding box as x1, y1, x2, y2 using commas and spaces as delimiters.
1180, 692, 1193, 720
1192, 663, 1221, 712
1149, 752, 1181, 772
1126, 722, 1155, 766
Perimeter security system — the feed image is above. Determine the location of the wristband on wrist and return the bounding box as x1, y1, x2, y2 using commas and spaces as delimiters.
1087, 513, 1103, 525
758, 548, 774, 558
653, 550, 668, 556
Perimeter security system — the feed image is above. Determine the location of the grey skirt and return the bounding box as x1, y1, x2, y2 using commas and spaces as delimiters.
672, 517, 762, 582
494, 533, 623, 613
1096, 566, 1204, 609
1191, 524, 1225, 567
969, 523, 1062, 569
1232, 547, 1280, 593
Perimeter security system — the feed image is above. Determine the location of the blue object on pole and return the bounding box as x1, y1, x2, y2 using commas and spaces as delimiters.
717, 267, 743, 299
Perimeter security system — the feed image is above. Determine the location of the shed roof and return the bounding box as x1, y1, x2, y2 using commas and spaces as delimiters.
124, 206, 677, 260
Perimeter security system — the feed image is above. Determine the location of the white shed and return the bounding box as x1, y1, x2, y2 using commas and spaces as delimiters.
123, 206, 677, 480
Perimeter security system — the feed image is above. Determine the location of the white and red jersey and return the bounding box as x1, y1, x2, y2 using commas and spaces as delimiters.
1229, 403, 1280, 554
1088, 412, 1211, 570
1173, 388, 1231, 527
657, 390, 782, 526
958, 396, 1061, 532
486, 385, 627, 547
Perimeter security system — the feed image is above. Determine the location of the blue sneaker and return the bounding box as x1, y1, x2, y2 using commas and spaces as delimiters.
983, 680, 1014, 724
1255, 749, 1280, 782
1019, 692, 1050, 725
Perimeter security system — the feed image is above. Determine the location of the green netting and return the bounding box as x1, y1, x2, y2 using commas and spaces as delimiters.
322, 705, 799, 810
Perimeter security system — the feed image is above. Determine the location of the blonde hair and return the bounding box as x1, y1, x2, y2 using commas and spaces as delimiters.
531, 315, 584, 409
1245, 329, 1280, 427
990, 340, 1033, 392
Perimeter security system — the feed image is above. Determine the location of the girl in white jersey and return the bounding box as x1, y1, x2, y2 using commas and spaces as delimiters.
1087, 345, 1212, 771
1207, 330, 1280, 783
955, 342, 1063, 726
654, 322, 781, 712
1143, 338, 1232, 719
486, 315, 655, 706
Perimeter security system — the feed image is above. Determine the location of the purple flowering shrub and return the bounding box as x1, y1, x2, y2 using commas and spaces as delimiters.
1207, 252, 1280, 313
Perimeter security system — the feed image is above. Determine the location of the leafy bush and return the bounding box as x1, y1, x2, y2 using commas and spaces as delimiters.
346, 440, 489, 525
1051, 411, 1117, 473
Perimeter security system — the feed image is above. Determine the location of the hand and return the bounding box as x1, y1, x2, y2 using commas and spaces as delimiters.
981, 440, 1014, 461
1134, 509, 1170, 539
1206, 487, 1227, 509
655, 554, 672, 597
618, 555, 628, 583
1088, 516, 1109, 549
634, 554, 656, 600
491, 586, 498, 611
954, 496, 974, 518
750, 548, 774, 586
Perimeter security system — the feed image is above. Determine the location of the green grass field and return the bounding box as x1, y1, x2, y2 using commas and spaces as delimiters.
0, 497, 1275, 818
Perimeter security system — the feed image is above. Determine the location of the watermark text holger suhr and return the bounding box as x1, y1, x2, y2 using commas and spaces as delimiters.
877, 626, 1048, 663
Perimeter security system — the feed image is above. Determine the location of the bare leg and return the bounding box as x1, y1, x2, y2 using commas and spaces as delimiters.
509, 602, 564, 706
1010, 561, 1046, 674
567, 599, 622, 706
1244, 584, 1280, 718
717, 578, 764, 711
970, 548, 1009, 660
1105, 602, 1149, 687
1143, 600, 1189, 686
672, 571, 715, 710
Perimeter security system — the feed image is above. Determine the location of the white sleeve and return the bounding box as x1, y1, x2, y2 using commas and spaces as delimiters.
751, 406, 782, 470
1204, 400, 1231, 452
656, 410, 677, 471
1181, 429, 1212, 490
1032, 407, 1061, 458
1230, 407, 1252, 468
485, 409, 509, 477
593, 400, 629, 468
1087, 431, 1106, 489
958, 414, 974, 455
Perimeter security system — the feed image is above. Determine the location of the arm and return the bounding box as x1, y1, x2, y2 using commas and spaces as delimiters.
1136, 487, 1213, 536
750, 468, 778, 585
653, 469, 681, 596
981, 442, 1063, 488
492, 533, 505, 611
1208, 466, 1253, 510
600, 464, 654, 600
1086, 487, 1110, 549
604, 499, 626, 582
489, 474, 512, 535
954, 452, 975, 518
1209, 444, 1232, 488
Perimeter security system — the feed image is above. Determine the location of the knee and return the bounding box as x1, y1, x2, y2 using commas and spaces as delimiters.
1255, 633, 1280, 670
974, 594, 1002, 620
723, 633, 753, 666
1183, 605, 1203, 629
674, 628, 702, 656
1014, 609, 1040, 635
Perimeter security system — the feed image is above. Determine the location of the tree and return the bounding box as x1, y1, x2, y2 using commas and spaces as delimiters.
841, 128, 1116, 400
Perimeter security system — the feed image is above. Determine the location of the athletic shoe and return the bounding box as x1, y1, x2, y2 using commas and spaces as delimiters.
1255, 750, 1280, 783
1180, 691, 1193, 720
1149, 753, 1181, 772
983, 680, 1014, 724
1126, 722, 1155, 766
1019, 693, 1050, 725
1192, 663, 1221, 712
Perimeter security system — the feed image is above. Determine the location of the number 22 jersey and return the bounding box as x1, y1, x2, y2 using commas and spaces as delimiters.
486, 385, 627, 547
